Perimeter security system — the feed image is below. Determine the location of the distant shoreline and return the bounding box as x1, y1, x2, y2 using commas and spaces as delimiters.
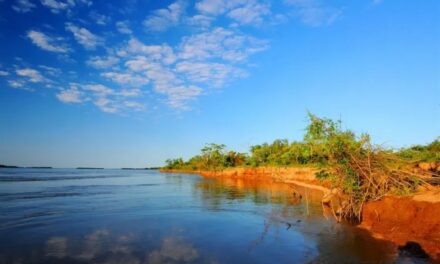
0, 165, 52, 169
0, 165, 160, 170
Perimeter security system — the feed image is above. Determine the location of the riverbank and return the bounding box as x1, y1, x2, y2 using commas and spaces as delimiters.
161, 166, 330, 192
161, 167, 440, 261
360, 191, 440, 261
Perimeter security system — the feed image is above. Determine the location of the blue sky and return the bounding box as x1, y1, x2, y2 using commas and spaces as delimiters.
0, 0, 439, 168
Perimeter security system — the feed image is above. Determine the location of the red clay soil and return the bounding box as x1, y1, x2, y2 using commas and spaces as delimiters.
360, 192, 440, 261
162, 166, 330, 192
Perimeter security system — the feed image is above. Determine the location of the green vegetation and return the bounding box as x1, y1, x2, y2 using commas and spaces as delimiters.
397, 139, 440, 162
164, 113, 438, 221
165, 144, 248, 171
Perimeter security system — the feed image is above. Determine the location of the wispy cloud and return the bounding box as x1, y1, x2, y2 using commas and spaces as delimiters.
186, 14, 214, 29
89, 12, 111, 26
123, 38, 177, 65
82, 84, 114, 95
195, 0, 231, 15
87, 56, 120, 69
101, 72, 149, 86
175, 61, 244, 87
116, 21, 132, 35
27, 30, 70, 53
195, 0, 271, 26
178, 27, 269, 62
56, 85, 85, 103
8, 80, 26, 89
16, 68, 47, 83
9, 0, 344, 114
40, 0, 74, 13
12, 0, 36, 13
143, 1, 185, 32
56, 83, 146, 113
0, 70, 9, 76
39, 65, 62, 76
65, 23, 103, 49
284, 0, 342, 27
227, 1, 271, 25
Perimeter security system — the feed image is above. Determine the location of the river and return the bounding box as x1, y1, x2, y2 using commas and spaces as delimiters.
0, 168, 430, 263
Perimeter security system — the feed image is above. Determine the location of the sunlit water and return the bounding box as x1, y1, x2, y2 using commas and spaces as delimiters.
0, 169, 431, 264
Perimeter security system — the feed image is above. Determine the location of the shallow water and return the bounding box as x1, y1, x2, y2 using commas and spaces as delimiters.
0, 169, 431, 263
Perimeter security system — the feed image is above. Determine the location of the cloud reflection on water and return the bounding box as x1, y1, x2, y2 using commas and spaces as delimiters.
43, 229, 204, 264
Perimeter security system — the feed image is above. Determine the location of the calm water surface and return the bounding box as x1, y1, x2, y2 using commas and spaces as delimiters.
0, 169, 430, 263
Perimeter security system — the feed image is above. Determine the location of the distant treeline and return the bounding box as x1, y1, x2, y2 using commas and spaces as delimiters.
164, 113, 439, 171
122, 167, 161, 170
164, 112, 439, 221
0, 165, 52, 169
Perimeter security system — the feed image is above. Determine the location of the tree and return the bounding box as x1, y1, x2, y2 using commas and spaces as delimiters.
200, 143, 227, 170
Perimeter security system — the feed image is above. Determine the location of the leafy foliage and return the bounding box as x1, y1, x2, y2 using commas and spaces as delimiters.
397, 138, 440, 162
163, 113, 436, 220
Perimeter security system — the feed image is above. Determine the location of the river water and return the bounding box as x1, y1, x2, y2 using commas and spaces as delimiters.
0, 169, 431, 263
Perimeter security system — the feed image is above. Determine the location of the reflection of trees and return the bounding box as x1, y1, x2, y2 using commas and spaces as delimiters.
164, 173, 184, 187
193, 177, 324, 218
193, 177, 401, 263
247, 207, 399, 263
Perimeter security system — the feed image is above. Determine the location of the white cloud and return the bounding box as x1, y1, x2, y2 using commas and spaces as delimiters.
125, 56, 157, 72
143, 1, 185, 32
39, 65, 62, 76
178, 27, 268, 62
65, 23, 103, 49
195, 0, 233, 15
111, 27, 267, 110
124, 38, 176, 65
284, 0, 342, 27
89, 12, 111, 26
56, 86, 85, 103
36, 3, 274, 112
16, 68, 46, 83
0, 70, 9, 76
157, 85, 203, 110
372, 0, 383, 5
186, 15, 214, 28
227, 1, 270, 25
118, 88, 142, 97
140, 67, 203, 109
123, 101, 144, 111
101, 72, 149, 86
12, 0, 36, 13
8, 80, 25, 88
94, 97, 118, 113
56, 83, 146, 113
124, 56, 202, 109
82, 84, 114, 95
40, 0, 74, 13
116, 21, 132, 34
176, 61, 244, 87
87, 56, 120, 69
27, 30, 70, 53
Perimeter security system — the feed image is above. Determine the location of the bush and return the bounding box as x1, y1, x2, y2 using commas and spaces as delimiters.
163, 112, 432, 221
